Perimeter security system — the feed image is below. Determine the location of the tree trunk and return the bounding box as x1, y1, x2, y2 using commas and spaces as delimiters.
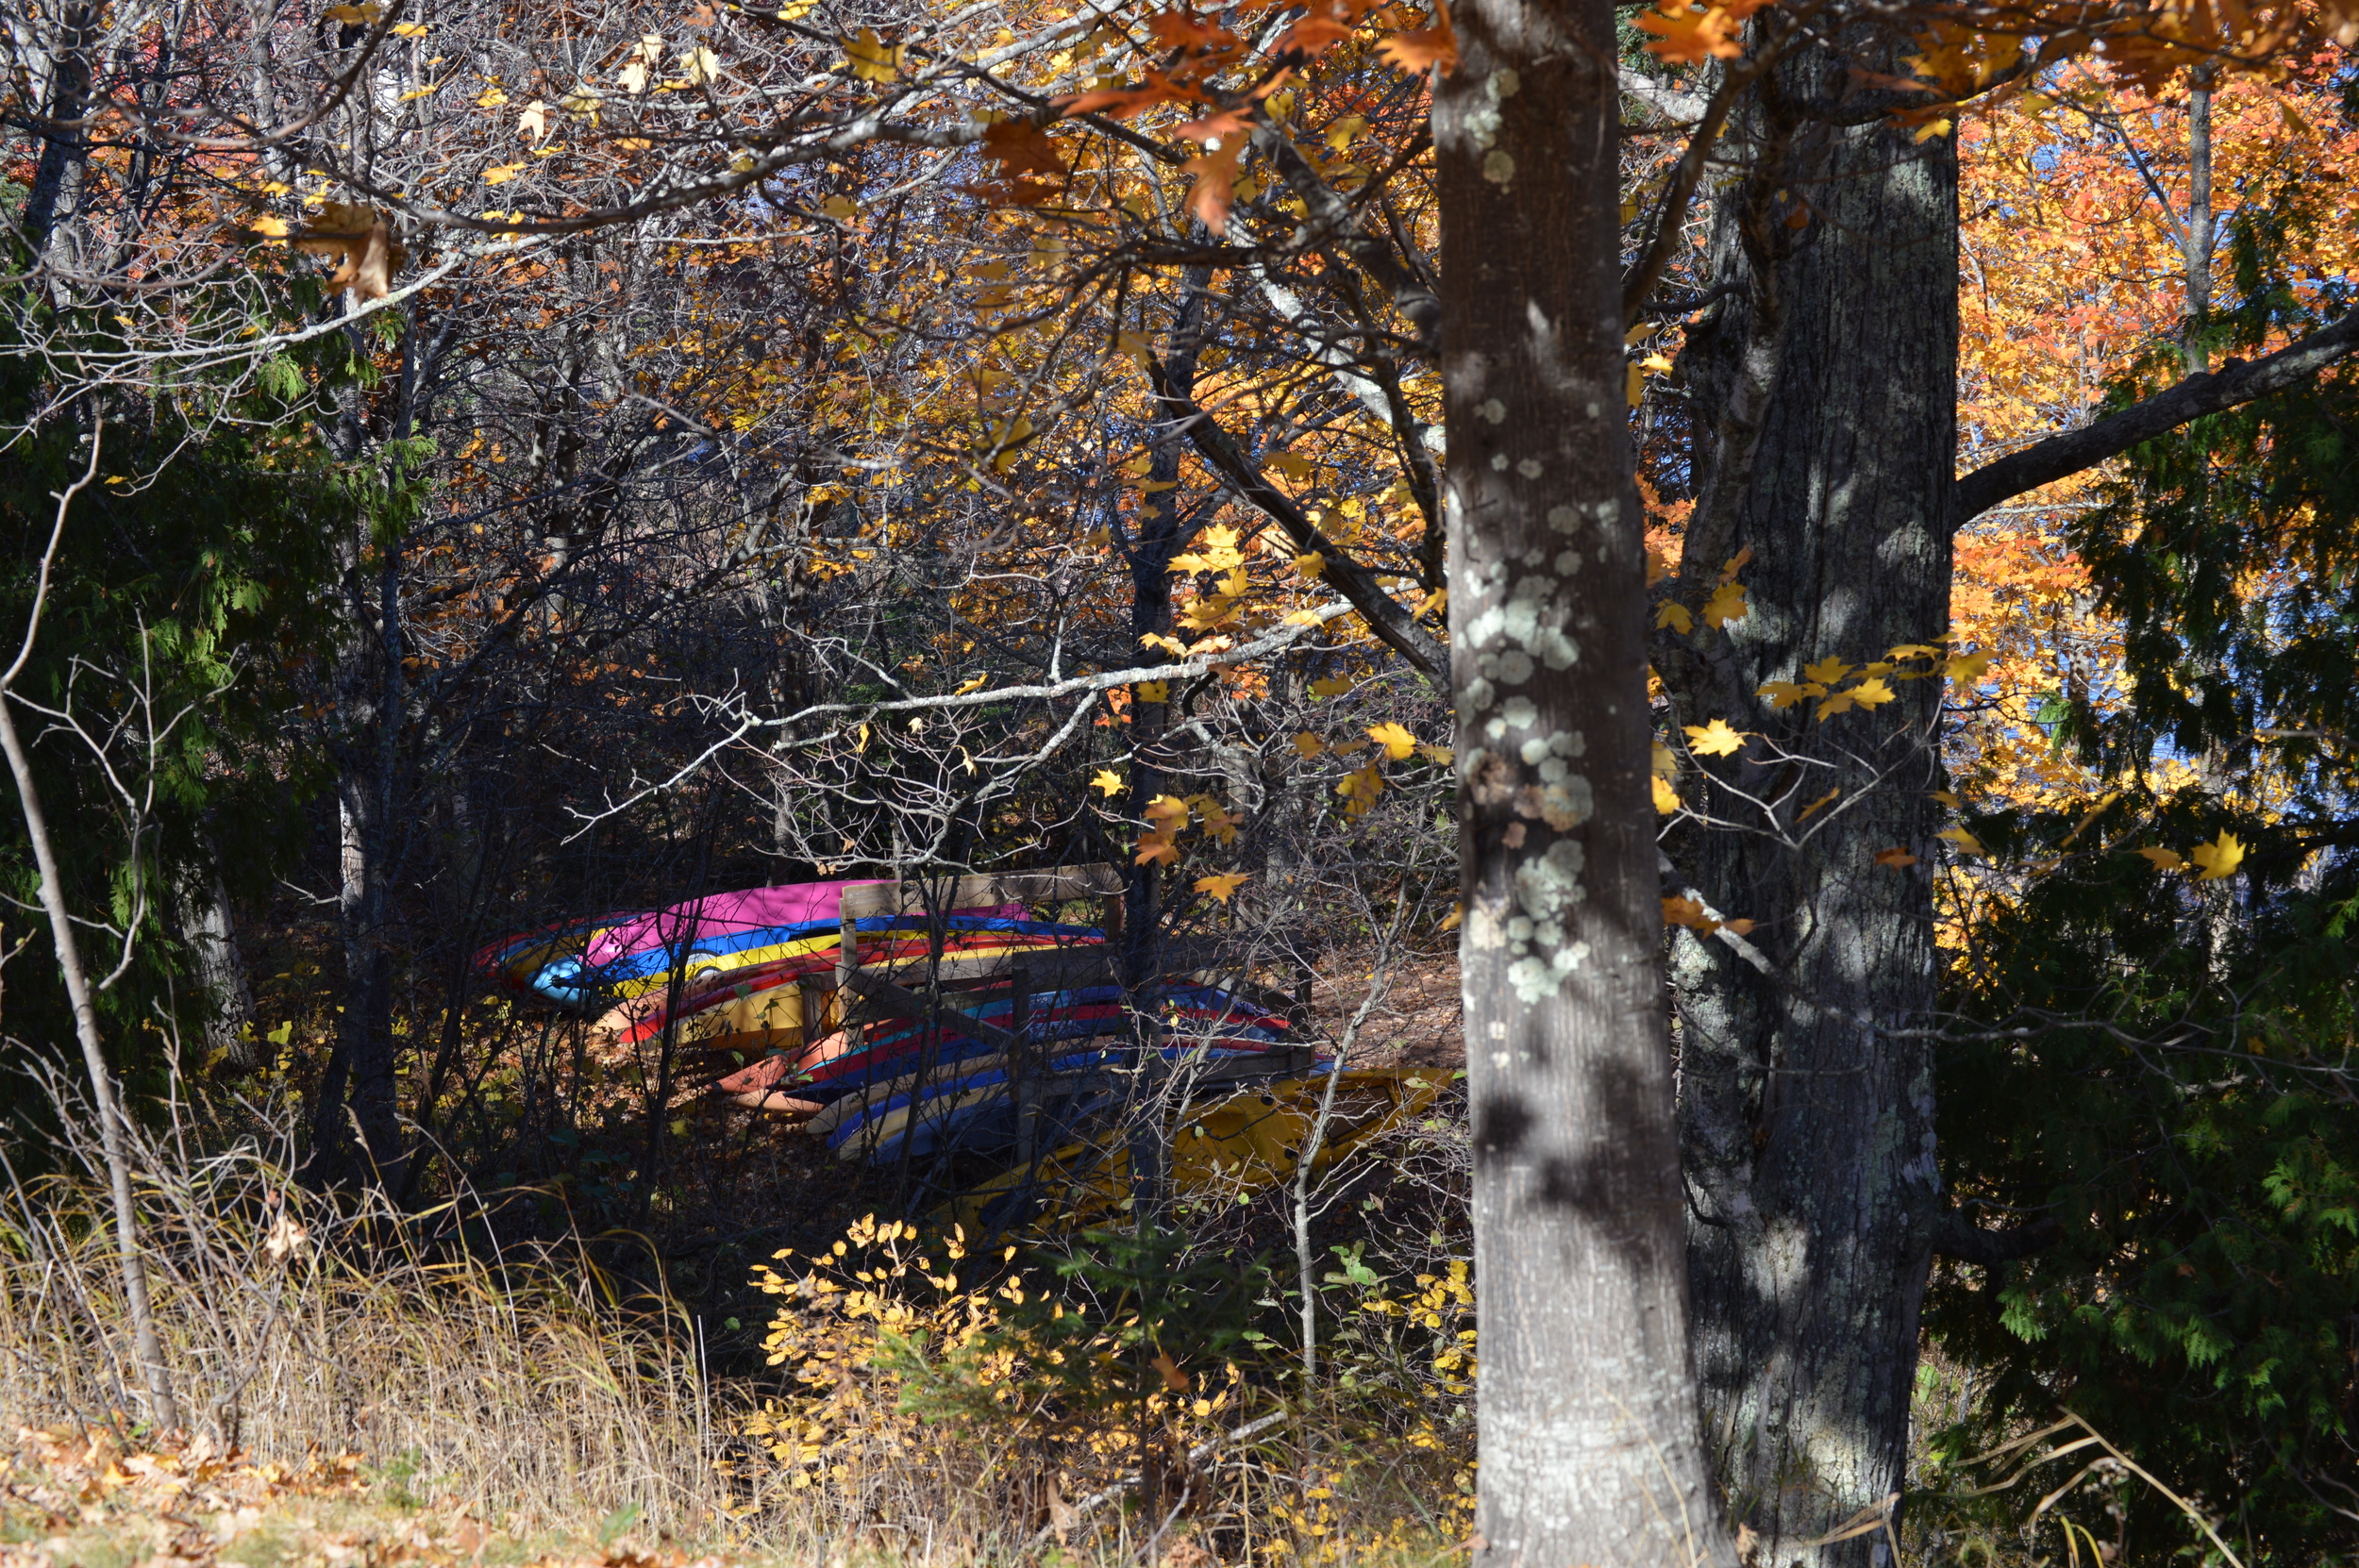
1435, 2, 1733, 1560
174, 863, 259, 1071
1665, 33, 1958, 1565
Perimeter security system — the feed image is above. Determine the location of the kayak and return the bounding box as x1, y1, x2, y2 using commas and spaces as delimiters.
831, 1046, 1296, 1168
940, 1068, 1447, 1235
604, 926, 1111, 1049
528, 909, 1068, 1010
472, 912, 642, 995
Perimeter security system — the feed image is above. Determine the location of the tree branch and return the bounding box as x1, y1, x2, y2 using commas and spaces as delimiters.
1955, 306, 2359, 522
1932, 1209, 2058, 1267
1147, 364, 1448, 686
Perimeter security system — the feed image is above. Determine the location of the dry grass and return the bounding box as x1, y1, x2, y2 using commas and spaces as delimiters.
0, 1076, 1473, 1568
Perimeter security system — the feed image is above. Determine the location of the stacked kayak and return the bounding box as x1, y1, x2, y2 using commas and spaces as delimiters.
472, 877, 1029, 1012
711, 961, 1301, 1167
603, 921, 1108, 1050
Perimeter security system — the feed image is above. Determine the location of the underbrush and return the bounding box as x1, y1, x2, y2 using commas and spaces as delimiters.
0, 1082, 1476, 1566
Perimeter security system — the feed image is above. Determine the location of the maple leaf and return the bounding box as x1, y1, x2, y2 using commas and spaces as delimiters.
1663, 896, 1719, 931
951, 674, 988, 695
1376, 2, 1458, 74
1090, 769, 1125, 796
1292, 731, 1326, 758
1651, 742, 1678, 776
1815, 689, 1861, 721
1701, 582, 1748, 628
844, 27, 902, 82
293, 203, 395, 300
2135, 846, 2185, 872
1296, 552, 1327, 579
1759, 681, 1816, 710
1683, 719, 1747, 757
1657, 601, 1695, 634
1936, 826, 1984, 856
1653, 775, 1681, 815
1335, 762, 1385, 816
1134, 834, 1180, 867
1308, 675, 1353, 697
1801, 656, 1853, 687
1928, 790, 1961, 808
1180, 137, 1246, 233
1275, 16, 1354, 58
1945, 649, 1994, 684
1635, 1, 1743, 64
1873, 846, 1918, 869
1847, 676, 1898, 709
1191, 795, 1246, 845
981, 120, 1067, 182
2190, 830, 2246, 880
1194, 872, 1250, 903
1144, 794, 1192, 831
1368, 722, 1417, 760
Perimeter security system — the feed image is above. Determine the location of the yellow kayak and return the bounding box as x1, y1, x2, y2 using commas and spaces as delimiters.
940, 1068, 1447, 1234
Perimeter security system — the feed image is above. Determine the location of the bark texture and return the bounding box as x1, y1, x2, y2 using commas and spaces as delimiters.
1436, 3, 1732, 1560
1665, 34, 1958, 1567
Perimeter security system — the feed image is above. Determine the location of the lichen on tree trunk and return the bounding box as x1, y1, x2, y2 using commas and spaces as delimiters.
1437, 0, 1733, 1560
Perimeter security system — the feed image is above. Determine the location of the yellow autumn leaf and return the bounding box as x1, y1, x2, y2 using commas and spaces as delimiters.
1815, 689, 1860, 720
1091, 769, 1125, 796
1308, 675, 1352, 698
1439, 903, 1463, 932
1945, 649, 1994, 684
1801, 656, 1852, 687
1796, 788, 1840, 824
1929, 790, 1962, 808
483, 163, 526, 184
1652, 775, 1681, 815
1758, 680, 1815, 710
845, 27, 903, 82
251, 214, 292, 238
1873, 846, 1918, 869
1295, 551, 1326, 578
1847, 676, 1897, 709
1292, 732, 1326, 759
1134, 834, 1180, 867
1135, 681, 1170, 703
1367, 722, 1417, 760
2136, 846, 2186, 871
1700, 582, 1748, 628
1936, 826, 1984, 856
1683, 719, 1747, 758
1662, 896, 1716, 930
1194, 872, 1250, 904
2189, 830, 2245, 881
951, 674, 988, 695
1651, 742, 1678, 776
1656, 601, 1695, 634
390, 21, 429, 36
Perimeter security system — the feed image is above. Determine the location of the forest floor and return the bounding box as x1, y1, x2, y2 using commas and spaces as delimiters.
0, 1429, 745, 1568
